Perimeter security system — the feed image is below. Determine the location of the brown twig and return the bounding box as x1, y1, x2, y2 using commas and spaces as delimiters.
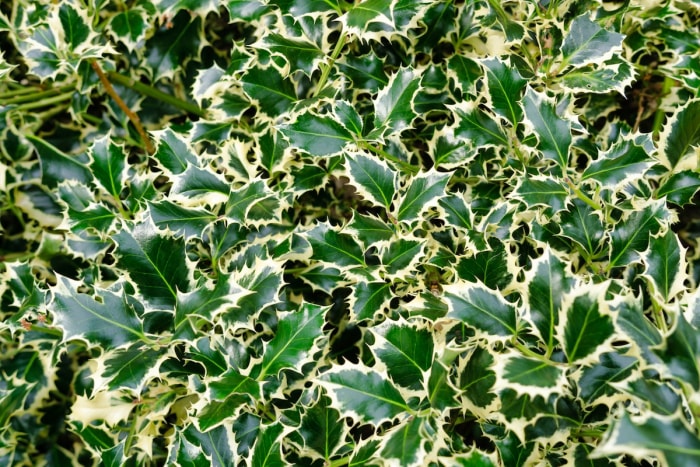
90, 60, 155, 154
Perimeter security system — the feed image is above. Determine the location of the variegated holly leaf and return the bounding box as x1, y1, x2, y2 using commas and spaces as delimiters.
445, 283, 519, 338
279, 112, 354, 157
253, 303, 327, 380
522, 88, 571, 172
372, 319, 434, 390
370, 68, 421, 139
656, 170, 700, 206
395, 171, 450, 223
319, 366, 412, 425
482, 58, 526, 126
345, 152, 397, 209
582, 139, 653, 188
608, 200, 667, 269
657, 99, 700, 171
560, 283, 615, 363
560, 16, 624, 69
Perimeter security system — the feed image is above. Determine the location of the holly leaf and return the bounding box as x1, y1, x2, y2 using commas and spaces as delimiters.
577, 352, 637, 406
346, 152, 397, 209
513, 176, 568, 214
561, 16, 624, 69
149, 200, 216, 237
109, 8, 149, 52
298, 395, 345, 461
262, 33, 324, 75
381, 238, 423, 276
657, 99, 700, 170
379, 416, 433, 466
100, 344, 166, 391
51, 276, 146, 348
319, 366, 411, 425
349, 213, 396, 245
89, 136, 127, 199
653, 313, 700, 390
241, 65, 297, 118
254, 303, 327, 380
372, 320, 434, 390
279, 112, 354, 156
594, 413, 700, 466
561, 284, 615, 363
643, 229, 686, 301
307, 223, 366, 267
558, 199, 605, 256
482, 58, 526, 125
371, 68, 420, 138
455, 242, 512, 291
152, 128, 198, 175
28, 135, 91, 189
113, 218, 190, 308
445, 283, 518, 338
145, 11, 202, 80
656, 170, 700, 206
396, 171, 450, 223
438, 194, 473, 230
459, 347, 496, 408
352, 281, 392, 321
453, 105, 509, 148
525, 249, 576, 352
523, 88, 571, 172
609, 200, 666, 269
501, 354, 564, 396
341, 0, 394, 35
582, 139, 653, 187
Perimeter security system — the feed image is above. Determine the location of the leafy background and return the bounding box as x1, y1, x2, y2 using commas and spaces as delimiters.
1, 0, 700, 465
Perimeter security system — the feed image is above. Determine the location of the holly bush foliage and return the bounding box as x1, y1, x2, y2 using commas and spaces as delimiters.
1, 0, 700, 465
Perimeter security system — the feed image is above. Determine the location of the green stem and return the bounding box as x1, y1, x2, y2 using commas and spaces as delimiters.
313, 33, 347, 98
106, 71, 207, 117
566, 179, 602, 211
11, 92, 74, 111
27, 324, 64, 338
0, 84, 74, 105
0, 85, 44, 99
651, 76, 675, 139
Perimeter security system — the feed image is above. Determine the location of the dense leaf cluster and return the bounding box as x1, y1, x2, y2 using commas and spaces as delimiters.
1, 0, 700, 465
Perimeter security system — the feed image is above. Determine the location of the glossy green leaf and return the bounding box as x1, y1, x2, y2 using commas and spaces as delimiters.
255, 303, 326, 380
372, 68, 420, 137
658, 99, 700, 170
145, 11, 202, 80
373, 320, 434, 389
249, 423, 284, 467
502, 355, 563, 390
349, 213, 396, 245
526, 249, 575, 352
242, 65, 297, 118
614, 294, 663, 363
113, 219, 190, 308
319, 367, 411, 425
182, 424, 234, 467
109, 9, 149, 51
262, 33, 324, 74
342, 0, 393, 34
59, 4, 90, 49
456, 242, 512, 291
561, 16, 624, 68
656, 170, 700, 206
226, 260, 282, 321
562, 285, 615, 363
380, 416, 433, 466
577, 352, 637, 405
396, 171, 450, 222
595, 413, 700, 466
582, 139, 653, 187
89, 136, 126, 199
149, 200, 216, 237
523, 88, 571, 171
654, 313, 700, 390
459, 347, 496, 407
280, 112, 354, 156
346, 153, 397, 209
59, 184, 117, 233
171, 164, 230, 199
28, 135, 91, 188
152, 128, 198, 175
298, 395, 345, 460
609, 200, 666, 269
482, 58, 526, 125
226, 180, 276, 224
174, 274, 242, 333
52, 276, 145, 348
308, 224, 366, 267
428, 361, 458, 411
438, 194, 473, 230
558, 199, 605, 256
381, 238, 422, 275
513, 176, 568, 214
352, 281, 392, 321
101, 344, 165, 391
454, 105, 509, 148
445, 283, 518, 337
337, 53, 389, 90
643, 229, 685, 301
